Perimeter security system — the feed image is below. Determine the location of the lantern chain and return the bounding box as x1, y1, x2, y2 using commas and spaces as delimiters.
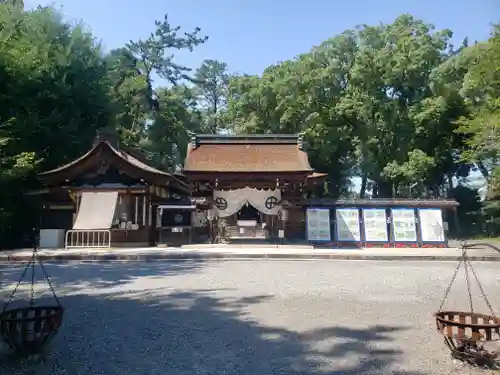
468, 261, 496, 316
438, 240, 496, 317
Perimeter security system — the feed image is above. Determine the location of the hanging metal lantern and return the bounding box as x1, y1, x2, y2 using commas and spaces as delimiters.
434, 241, 500, 368
0, 235, 64, 355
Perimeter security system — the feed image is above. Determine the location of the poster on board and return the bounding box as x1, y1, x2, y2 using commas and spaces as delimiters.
362, 209, 388, 242
306, 208, 331, 242
391, 208, 417, 242
419, 208, 445, 242
335, 208, 361, 242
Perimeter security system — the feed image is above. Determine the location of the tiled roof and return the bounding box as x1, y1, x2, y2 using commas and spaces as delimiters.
39, 141, 171, 177
38, 141, 189, 190
184, 134, 313, 173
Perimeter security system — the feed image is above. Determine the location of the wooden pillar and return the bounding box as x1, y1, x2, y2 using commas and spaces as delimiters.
146, 192, 153, 245
134, 195, 139, 224
453, 207, 461, 239
148, 197, 153, 227
77, 193, 82, 214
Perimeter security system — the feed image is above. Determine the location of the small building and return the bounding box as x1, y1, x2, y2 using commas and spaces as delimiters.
36, 133, 191, 248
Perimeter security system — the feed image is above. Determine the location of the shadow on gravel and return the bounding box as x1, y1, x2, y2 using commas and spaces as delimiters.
0, 260, 207, 292
0, 288, 432, 375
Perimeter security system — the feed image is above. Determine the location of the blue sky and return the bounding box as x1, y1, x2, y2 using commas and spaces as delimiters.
23, 0, 498, 193
25, 0, 498, 76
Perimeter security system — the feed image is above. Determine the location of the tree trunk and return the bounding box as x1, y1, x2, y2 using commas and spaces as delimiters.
447, 172, 454, 198
476, 161, 489, 181
211, 97, 218, 134
359, 172, 368, 198
374, 181, 393, 198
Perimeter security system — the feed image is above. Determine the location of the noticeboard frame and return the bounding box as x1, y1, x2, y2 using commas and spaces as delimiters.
390, 207, 419, 244
305, 207, 331, 243
335, 207, 362, 243
361, 207, 389, 245
417, 207, 446, 245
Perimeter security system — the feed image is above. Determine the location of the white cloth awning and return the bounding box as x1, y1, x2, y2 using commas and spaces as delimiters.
213, 187, 281, 217
73, 191, 118, 230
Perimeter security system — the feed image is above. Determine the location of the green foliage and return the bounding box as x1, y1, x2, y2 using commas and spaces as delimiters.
105, 14, 208, 169
0, 3, 113, 248
457, 25, 500, 173
126, 14, 208, 86
224, 14, 468, 198
449, 185, 483, 238
193, 59, 230, 133
382, 149, 436, 184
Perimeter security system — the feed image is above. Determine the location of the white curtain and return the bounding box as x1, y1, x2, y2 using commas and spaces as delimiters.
73, 191, 118, 229
213, 187, 281, 217
213, 189, 248, 218
246, 188, 281, 216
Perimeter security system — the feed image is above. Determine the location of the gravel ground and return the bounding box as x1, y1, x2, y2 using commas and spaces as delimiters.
0, 259, 499, 375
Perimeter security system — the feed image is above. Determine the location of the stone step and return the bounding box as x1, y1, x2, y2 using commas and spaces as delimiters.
225, 226, 269, 239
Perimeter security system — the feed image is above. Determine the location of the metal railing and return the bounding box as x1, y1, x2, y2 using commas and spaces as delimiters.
65, 230, 111, 249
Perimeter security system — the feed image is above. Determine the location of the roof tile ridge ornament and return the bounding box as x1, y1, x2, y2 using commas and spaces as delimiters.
190, 132, 198, 150
94, 128, 120, 150
297, 132, 305, 150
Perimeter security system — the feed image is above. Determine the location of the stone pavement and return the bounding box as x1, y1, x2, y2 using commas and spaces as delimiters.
1, 243, 499, 262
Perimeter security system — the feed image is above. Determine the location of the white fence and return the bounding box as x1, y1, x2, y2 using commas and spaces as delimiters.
65, 230, 111, 249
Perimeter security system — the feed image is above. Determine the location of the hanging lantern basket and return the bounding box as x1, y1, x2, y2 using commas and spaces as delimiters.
0, 244, 64, 356
434, 241, 500, 368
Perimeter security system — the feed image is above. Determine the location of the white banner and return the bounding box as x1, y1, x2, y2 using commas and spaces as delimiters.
336, 208, 361, 242
362, 209, 388, 242
306, 208, 331, 241
419, 209, 445, 242
213, 187, 281, 217
391, 209, 417, 242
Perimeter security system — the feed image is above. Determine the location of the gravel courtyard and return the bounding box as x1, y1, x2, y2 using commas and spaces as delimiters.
0, 259, 499, 375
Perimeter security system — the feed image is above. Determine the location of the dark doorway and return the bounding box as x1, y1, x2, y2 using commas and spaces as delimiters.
237, 203, 261, 223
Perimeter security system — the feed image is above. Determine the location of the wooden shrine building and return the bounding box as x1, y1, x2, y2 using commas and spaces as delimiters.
184, 134, 327, 242
35, 133, 192, 248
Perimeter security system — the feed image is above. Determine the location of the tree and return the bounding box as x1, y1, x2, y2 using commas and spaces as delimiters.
458, 25, 500, 179
225, 15, 460, 198
0, 0, 23, 7
126, 14, 207, 98
107, 14, 208, 166
0, 4, 113, 248
145, 85, 204, 170
194, 59, 230, 133
105, 47, 150, 147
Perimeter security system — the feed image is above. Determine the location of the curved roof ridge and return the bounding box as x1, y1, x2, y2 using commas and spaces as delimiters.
109, 145, 189, 188
38, 142, 101, 176
38, 141, 189, 190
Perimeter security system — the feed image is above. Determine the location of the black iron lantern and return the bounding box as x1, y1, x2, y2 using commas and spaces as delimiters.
0, 229, 64, 355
